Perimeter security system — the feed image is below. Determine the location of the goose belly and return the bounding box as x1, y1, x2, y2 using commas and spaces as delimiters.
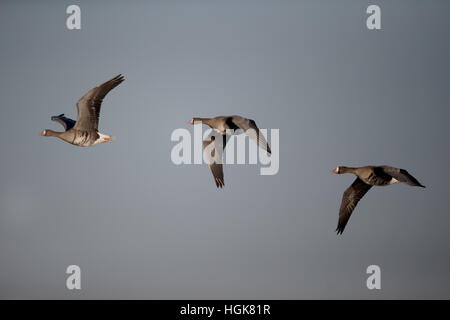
72, 131, 97, 147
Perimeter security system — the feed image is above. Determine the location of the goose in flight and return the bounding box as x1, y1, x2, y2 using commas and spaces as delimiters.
40, 74, 124, 147
332, 165, 425, 234
188, 115, 271, 188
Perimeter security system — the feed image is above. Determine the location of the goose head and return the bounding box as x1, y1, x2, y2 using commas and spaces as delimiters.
332, 166, 341, 174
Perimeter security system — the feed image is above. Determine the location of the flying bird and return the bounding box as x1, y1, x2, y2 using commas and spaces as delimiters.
332, 165, 425, 234
40, 74, 124, 147
188, 115, 271, 188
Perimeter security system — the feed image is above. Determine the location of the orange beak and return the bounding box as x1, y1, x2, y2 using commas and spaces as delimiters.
188, 120, 194, 125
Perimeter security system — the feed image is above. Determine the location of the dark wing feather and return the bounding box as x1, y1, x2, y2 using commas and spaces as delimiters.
51, 114, 76, 131
74, 74, 124, 131
203, 134, 228, 188
232, 116, 271, 154
380, 166, 425, 187
336, 178, 372, 234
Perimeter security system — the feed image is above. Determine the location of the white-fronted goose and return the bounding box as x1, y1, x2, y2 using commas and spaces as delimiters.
189, 115, 271, 188
332, 165, 425, 234
40, 75, 124, 147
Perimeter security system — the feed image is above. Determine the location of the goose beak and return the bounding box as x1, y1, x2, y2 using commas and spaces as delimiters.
188, 120, 194, 125
332, 168, 338, 174
39, 131, 45, 136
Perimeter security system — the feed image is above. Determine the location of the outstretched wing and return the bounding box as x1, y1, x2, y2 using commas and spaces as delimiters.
51, 114, 76, 131
336, 178, 372, 234
380, 166, 425, 187
232, 116, 271, 154
203, 134, 228, 188
74, 74, 124, 131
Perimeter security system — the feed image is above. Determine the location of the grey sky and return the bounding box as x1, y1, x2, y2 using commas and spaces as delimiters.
0, 0, 449, 299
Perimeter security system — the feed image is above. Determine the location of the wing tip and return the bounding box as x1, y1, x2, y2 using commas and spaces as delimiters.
51, 113, 64, 120
110, 74, 125, 85
215, 179, 225, 188
335, 226, 345, 235
411, 181, 425, 188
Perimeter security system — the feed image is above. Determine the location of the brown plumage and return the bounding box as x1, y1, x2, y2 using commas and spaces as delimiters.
332, 165, 425, 234
40, 74, 124, 147
189, 115, 271, 188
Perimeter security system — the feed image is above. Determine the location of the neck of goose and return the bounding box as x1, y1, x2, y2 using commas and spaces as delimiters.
45, 130, 62, 137
340, 166, 357, 174
193, 117, 213, 126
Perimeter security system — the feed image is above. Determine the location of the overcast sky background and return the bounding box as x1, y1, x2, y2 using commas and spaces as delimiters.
0, 0, 449, 299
